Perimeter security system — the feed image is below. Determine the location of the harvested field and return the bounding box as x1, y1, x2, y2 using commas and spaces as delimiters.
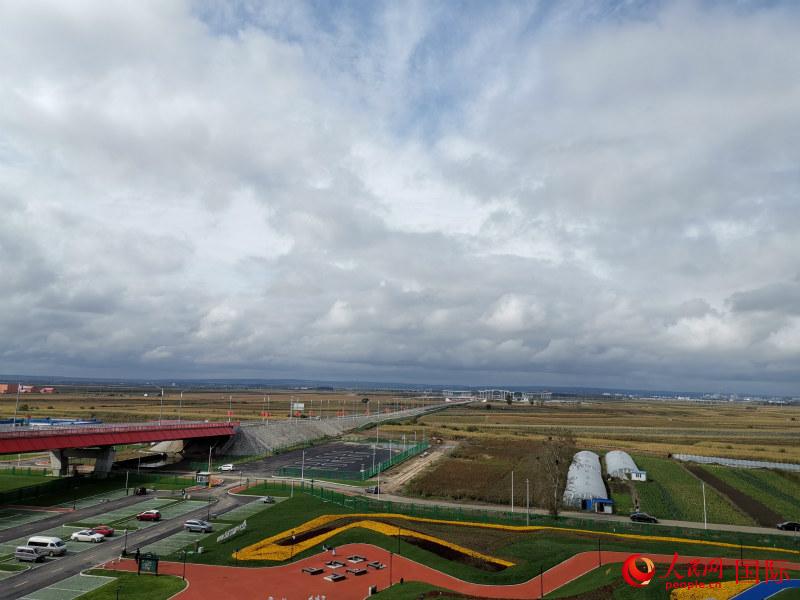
387, 401, 800, 463
404, 438, 559, 506
686, 465, 783, 527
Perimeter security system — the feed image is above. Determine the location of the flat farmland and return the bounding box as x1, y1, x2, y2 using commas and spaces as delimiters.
693, 465, 800, 523
404, 438, 560, 506
631, 455, 753, 525
384, 401, 800, 463
0, 389, 440, 424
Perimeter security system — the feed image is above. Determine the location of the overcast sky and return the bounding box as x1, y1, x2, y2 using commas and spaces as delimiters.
1, 1, 799, 394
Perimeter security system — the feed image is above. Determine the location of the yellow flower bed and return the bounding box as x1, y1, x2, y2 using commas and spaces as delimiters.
669, 579, 757, 600
236, 517, 514, 566
234, 512, 800, 564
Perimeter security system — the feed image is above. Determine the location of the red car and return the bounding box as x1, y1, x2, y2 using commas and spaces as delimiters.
136, 510, 161, 521
92, 525, 115, 537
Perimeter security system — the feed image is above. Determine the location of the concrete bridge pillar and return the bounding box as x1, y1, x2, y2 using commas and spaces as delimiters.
93, 447, 115, 478
48, 450, 69, 477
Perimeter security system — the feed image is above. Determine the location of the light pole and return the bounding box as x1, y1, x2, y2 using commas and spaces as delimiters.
526, 478, 530, 526
228, 395, 232, 423
159, 388, 164, 424
182, 549, 187, 580
511, 470, 514, 513
178, 390, 183, 423
207, 444, 215, 488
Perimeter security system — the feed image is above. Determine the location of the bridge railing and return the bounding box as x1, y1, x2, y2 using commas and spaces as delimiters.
0, 421, 238, 439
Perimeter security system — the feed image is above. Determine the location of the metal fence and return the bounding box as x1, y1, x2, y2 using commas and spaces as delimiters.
672, 454, 800, 472
277, 441, 430, 481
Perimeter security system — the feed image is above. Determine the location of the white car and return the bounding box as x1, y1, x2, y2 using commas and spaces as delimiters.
70, 530, 105, 543
218, 463, 235, 471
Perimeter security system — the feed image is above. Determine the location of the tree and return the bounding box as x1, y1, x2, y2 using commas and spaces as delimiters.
540, 428, 576, 517
505, 393, 512, 405
361, 397, 370, 404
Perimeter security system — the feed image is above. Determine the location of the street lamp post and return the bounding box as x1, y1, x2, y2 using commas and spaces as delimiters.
178, 391, 183, 423
182, 549, 188, 580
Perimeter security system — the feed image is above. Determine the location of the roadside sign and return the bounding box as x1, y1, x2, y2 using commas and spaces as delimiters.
138, 552, 159, 575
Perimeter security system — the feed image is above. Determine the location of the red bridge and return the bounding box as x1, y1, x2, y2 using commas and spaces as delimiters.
0, 421, 238, 476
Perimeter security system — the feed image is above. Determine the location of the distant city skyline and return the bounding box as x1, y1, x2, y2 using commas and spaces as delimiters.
1, 1, 799, 395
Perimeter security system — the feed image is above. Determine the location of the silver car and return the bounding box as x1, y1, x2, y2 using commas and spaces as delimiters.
184, 519, 213, 533
15, 546, 45, 563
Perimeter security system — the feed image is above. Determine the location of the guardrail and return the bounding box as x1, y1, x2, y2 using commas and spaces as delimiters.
0, 421, 238, 439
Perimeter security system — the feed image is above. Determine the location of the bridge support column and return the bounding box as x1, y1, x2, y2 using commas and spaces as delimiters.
93, 447, 115, 478
48, 450, 69, 477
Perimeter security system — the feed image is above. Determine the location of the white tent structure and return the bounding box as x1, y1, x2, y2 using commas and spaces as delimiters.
605, 450, 647, 481
562, 451, 611, 511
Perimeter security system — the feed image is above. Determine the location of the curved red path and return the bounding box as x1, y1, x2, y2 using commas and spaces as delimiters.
101, 544, 800, 600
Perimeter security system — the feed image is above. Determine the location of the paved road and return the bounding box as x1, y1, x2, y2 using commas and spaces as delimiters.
0, 486, 250, 600
0, 493, 150, 544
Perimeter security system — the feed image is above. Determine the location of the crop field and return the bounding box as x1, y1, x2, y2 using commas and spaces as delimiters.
692, 465, 800, 524
0, 388, 439, 424
380, 401, 800, 463
632, 455, 752, 525
403, 438, 558, 506
0, 472, 50, 492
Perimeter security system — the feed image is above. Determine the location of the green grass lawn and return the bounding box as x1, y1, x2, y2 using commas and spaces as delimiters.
80, 569, 186, 600
632, 456, 752, 525
699, 466, 800, 521
608, 480, 634, 514
0, 472, 51, 492
174, 493, 800, 588
772, 589, 800, 599
371, 581, 456, 598
17, 474, 195, 506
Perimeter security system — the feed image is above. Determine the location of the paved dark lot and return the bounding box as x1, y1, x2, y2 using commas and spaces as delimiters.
238, 442, 400, 476
0, 486, 249, 600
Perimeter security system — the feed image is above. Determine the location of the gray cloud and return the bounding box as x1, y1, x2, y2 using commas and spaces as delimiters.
0, 1, 799, 394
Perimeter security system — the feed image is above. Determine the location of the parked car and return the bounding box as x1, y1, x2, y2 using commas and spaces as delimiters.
92, 525, 115, 537
365, 486, 380, 494
184, 519, 213, 533
27, 536, 67, 556
15, 546, 45, 563
630, 512, 659, 524
70, 530, 105, 543
136, 510, 161, 521
134, 487, 148, 496
777, 521, 800, 532
262, 496, 275, 504
218, 463, 235, 471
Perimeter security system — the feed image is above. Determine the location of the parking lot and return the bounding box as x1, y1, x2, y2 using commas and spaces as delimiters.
0, 498, 209, 578
19, 573, 114, 600
0, 508, 59, 533
240, 442, 402, 478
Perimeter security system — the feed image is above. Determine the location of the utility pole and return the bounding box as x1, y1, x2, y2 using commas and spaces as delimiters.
159, 388, 164, 423
178, 390, 183, 423
228, 395, 232, 423
702, 482, 707, 530
262, 395, 266, 423
301, 450, 305, 484
207, 445, 214, 488
511, 470, 514, 513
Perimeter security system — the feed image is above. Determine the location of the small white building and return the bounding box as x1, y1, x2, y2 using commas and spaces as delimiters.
605, 450, 647, 481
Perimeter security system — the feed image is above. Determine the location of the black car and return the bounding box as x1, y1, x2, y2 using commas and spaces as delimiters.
630, 512, 659, 524
777, 521, 800, 532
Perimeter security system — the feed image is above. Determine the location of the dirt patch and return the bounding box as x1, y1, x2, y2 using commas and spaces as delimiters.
686, 465, 781, 526
402, 536, 506, 572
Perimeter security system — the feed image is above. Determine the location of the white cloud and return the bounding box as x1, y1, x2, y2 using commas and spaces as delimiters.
1, 1, 799, 393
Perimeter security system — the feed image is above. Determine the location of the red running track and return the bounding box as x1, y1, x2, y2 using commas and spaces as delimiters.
101, 544, 800, 600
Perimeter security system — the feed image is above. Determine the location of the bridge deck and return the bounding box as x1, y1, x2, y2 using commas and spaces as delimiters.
0, 421, 237, 454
